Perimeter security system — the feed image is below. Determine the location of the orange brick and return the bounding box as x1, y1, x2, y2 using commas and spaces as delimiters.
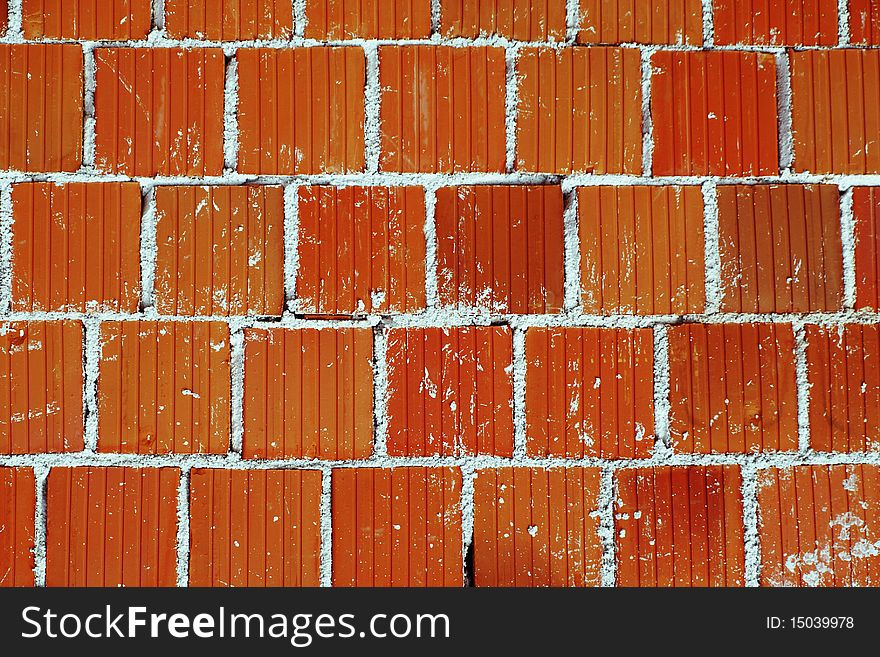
0, 467, 35, 587
758, 464, 880, 587
189, 469, 321, 586
380, 46, 506, 173
435, 185, 564, 314
155, 186, 285, 317
791, 50, 880, 174
578, 186, 705, 314
11, 182, 141, 313
717, 184, 843, 313
386, 326, 513, 457
473, 467, 602, 587
526, 328, 654, 459
668, 323, 798, 454
98, 321, 231, 454
852, 0, 880, 44
441, 0, 567, 40
243, 327, 373, 460
166, 0, 293, 39
306, 0, 431, 38
23, 0, 152, 39
578, 0, 703, 44
517, 47, 642, 174
332, 467, 462, 587
297, 186, 426, 316
713, 0, 838, 45
0, 44, 83, 172
616, 465, 745, 586
807, 324, 880, 453
95, 48, 225, 176
238, 47, 365, 175
0, 321, 83, 455
854, 187, 880, 310
652, 51, 778, 176
46, 466, 179, 587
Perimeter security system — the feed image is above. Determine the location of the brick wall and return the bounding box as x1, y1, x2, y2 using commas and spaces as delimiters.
1, 1, 879, 588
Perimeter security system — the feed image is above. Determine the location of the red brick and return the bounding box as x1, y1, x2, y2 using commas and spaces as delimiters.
380, 46, 507, 173
578, 186, 705, 314
790, 50, 880, 174
166, 0, 293, 39
442, 0, 567, 40
306, 0, 431, 38
435, 185, 564, 314
668, 323, 798, 454
95, 48, 225, 176
386, 326, 513, 457
757, 464, 880, 587
717, 184, 843, 313
0, 467, 35, 587
578, 0, 703, 44
23, 0, 152, 39
0, 44, 83, 172
189, 469, 321, 586
238, 47, 365, 175
807, 324, 880, 453
46, 466, 179, 587
852, 0, 880, 44
332, 467, 462, 587
652, 51, 779, 176
11, 182, 141, 313
243, 327, 373, 460
517, 47, 642, 174
473, 467, 602, 587
155, 185, 285, 317
713, 0, 838, 46
616, 465, 745, 586
98, 321, 231, 454
0, 321, 83, 455
297, 186, 426, 316
853, 187, 880, 310
526, 327, 654, 459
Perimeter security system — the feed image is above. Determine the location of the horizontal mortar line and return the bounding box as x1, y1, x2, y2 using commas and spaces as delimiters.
2, 34, 879, 53
1, 310, 879, 326
7, 171, 880, 187
2, 451, 880, 470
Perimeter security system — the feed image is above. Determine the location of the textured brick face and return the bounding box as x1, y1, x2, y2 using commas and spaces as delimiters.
668, 323, 798, 454
616, 466, 745, 587
442, 0, 567, 40
332, 467, 463, 587
0, 467, 35, 587
307, 0, 431, 38
23, 0, 152, 39
578, 0, 703, 44
435, 185, 564, 314
189, 468, 322, 587
526, 327, 654, 459
713, 0, 838, 45
166, 0, 293, 39
473, 467, 602, 587
46, 466, 180, 587
386, 326, 514, 457
854, 187, 880, 311
758, 465, 880, 587
12, 182, 141, 313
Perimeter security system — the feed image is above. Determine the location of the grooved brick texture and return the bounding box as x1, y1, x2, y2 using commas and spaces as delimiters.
243, 327, 374, 460
435, 185, 564, 314
758, 464, 880, 587
155, 185, 285, 317
189, 468, 322, 586
616, 466, 745, 587
2, 0, 880, 591
0, 467, 35, 587
46, 466, 179, 587
12, 182, 142, 313
297, 186, 426, 315
473, 467, 602, 587
0, 321, 83, 455
332, 467, 463, 587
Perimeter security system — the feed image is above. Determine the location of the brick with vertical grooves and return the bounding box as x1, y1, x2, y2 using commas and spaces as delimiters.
0, 467, 35, 587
